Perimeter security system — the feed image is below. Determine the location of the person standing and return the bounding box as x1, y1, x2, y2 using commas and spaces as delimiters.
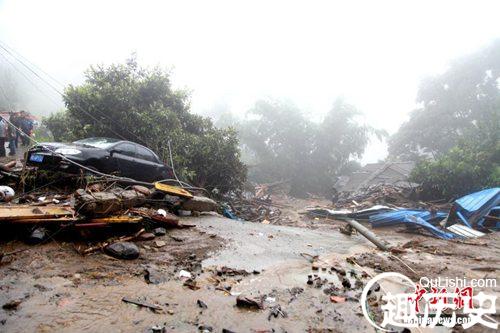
20, 111, 33, 146
7, 114, 16, 156
0, 116, 7, 157
10, 111, 21, 148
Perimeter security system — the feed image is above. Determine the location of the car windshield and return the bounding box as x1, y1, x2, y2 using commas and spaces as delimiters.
73, 137, 121, 149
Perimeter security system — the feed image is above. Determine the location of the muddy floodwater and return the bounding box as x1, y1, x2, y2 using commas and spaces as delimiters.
1, 215, 499, 332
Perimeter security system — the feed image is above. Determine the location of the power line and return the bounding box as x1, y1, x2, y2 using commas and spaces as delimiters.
0, 51, 62, 107
0, 41, 147, 143
0, 46, 128, 141
0, 43, 64, 95
0, 41, 65, 90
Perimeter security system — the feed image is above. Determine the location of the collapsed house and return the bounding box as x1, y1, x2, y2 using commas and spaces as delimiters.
334, 161, 417, 193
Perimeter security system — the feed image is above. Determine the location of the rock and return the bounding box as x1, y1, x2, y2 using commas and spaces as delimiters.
181, 196, 217, 212
2, 299, 21, 310
104, 242, 139, 260
330, 296, 346, 303
153, 227, 167, 236
179, 270, 192, 279
197, 299, 207, 309
198, 325, 213, 332
144, 267, 164, 284
341, 277, 351, 289
27, 227, 49, 244
150, 325, 166, 333
268, 304, 287, 320
154, 240, 166, 248
236, 294, 263, 309
137, 232, 155, 241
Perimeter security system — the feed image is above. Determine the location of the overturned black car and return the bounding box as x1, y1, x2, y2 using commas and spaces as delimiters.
26, 137, 174, 182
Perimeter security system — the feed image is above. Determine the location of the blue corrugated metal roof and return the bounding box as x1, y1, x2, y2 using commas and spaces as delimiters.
369, 210, 455, 239
451, 187, 500, 229
455, 188, 500, 213
369, 209, 447, 225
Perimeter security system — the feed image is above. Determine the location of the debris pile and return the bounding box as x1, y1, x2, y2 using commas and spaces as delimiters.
0, 161, 216, 260
333, 183, 431, 210
222, 182, 289, 222
308, 186, 499, 243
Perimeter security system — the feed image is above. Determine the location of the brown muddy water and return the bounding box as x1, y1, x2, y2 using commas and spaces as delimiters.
1, 216, 499, 332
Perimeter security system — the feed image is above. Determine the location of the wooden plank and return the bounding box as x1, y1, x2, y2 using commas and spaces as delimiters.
88, 216, 143, 224
154, 182, 193, 199
0, 205, 74, 221
6, 217, 77, 224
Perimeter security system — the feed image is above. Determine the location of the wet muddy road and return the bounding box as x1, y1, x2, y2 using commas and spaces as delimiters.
1, 215, 499, 332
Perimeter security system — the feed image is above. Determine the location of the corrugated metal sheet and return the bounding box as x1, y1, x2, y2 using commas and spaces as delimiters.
450, 187, 500, 229
369, 209, 447, 226
369, 210, 455, 239
455, 188, 500, 213
447, 224, 485, 238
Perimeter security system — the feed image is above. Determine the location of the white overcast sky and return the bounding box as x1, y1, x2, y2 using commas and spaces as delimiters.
1, 0, 499, 162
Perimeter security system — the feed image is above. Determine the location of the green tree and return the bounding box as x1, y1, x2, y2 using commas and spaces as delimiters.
410, 139, 500, 199
390, 40, 500, 198
44, 57, 246, 193
389, 39, 500, 160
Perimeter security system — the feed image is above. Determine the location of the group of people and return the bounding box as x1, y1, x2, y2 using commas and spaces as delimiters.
0, 111, 34, 157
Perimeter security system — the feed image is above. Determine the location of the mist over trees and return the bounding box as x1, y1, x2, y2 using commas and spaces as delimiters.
231, 99, 382, 197
38, 39, 500, 199
389, 39, 500, 198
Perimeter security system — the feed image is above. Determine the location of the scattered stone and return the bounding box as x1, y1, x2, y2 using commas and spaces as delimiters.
289, 287, 304, 297
137, 232, 155, 241
27, 227, 49, 244
154, 240, 166, 248
268, 304, 287, 320
236, 294, 263, 310
179, 270, 192, 279
216, 266, 249, 276
170, 235, 184, 242
153, 227, 167, 236
144, 267, 164, 284
198, 325, 213, 332
33, 284, 50, 292
183, 278, 200, 290
330, 296, 346, 303
341, 277, 351, 289
189, 253, 196, 260
2, 299, 22, 310
332, 267, 346, 276
197, 299, 208, 309
104, 242, 140, 260
150, 325, 166, 333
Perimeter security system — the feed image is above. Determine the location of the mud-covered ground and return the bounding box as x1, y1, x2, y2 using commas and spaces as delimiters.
0, 196, 499, 332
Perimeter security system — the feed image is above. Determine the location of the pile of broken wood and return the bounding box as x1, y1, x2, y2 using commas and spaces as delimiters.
223, 181, 290, 223
0, 167, 218, 258
332, 183, 449, 210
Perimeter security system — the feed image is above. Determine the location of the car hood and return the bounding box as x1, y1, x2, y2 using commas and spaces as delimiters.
34, 142, 106, 154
